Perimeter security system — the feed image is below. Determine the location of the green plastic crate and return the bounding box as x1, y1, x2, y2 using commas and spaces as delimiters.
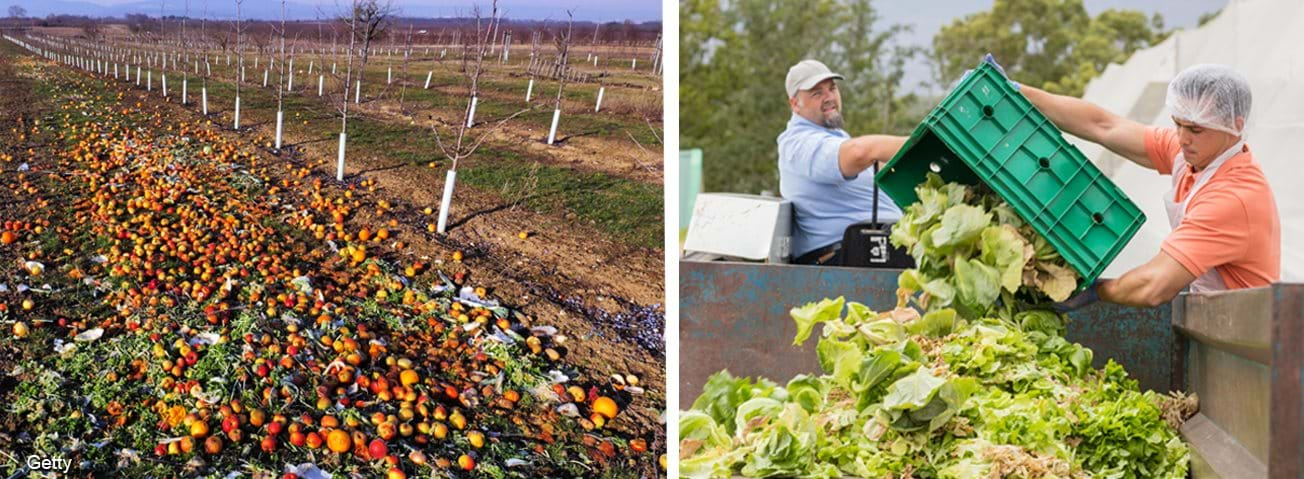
875, 63, 1145, 287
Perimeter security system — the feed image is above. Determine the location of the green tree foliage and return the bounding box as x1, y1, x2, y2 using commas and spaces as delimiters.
931, 0, 1167, 96
1197, 8, 1223, 27
681, 0, 922, 194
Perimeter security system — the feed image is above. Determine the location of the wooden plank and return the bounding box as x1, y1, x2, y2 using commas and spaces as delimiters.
1175, 286, 1273, 365
1182, 413, 1267, 478
1269, 284, 1304, 478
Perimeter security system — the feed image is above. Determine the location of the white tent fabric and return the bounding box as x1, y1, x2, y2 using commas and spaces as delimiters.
1068, 0, 1304, 281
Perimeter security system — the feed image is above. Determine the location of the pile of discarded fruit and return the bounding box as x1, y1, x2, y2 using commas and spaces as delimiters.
0, 58, 657, 478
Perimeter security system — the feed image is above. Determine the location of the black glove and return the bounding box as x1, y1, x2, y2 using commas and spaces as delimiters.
1053, 279, 1101, 313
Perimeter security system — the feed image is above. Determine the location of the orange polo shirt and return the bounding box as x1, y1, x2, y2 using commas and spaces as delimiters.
1144, 126, 1280, 289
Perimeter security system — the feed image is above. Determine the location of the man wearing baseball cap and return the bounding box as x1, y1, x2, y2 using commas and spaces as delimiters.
778, 59, 909, 265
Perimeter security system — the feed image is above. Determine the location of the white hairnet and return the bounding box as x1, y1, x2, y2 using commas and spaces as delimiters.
1165, 64, 1253, 136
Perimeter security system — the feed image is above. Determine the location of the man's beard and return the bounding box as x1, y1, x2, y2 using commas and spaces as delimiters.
822, 109, 844, 130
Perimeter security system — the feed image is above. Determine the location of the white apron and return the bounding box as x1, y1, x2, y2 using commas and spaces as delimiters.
1163, 140, 1245, 293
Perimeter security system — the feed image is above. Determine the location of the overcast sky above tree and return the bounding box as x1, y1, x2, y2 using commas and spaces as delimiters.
878, 0, 1228, 94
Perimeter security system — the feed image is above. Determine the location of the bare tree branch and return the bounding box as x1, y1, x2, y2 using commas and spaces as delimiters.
553, 10, 574, 110
340, 0, 397, 69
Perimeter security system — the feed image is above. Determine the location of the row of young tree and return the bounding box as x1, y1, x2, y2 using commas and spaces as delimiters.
50, 7, 659, 75
19, 0, 605, 235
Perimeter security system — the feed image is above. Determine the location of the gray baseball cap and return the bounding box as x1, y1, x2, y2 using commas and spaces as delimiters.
786, 59, 844, 98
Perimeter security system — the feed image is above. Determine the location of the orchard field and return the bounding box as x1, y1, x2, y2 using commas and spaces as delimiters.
0, 14, 665, 479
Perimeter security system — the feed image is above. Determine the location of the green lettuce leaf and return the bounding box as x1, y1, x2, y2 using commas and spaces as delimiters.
858, 318, 906, 345
679, 410, 731, 449
1072, 367, 1190, 478
883, 367, 946, 411
791, 297, 846, 346
906, 308, 957, 338
816, 336, 858, 376
898, 269, 922, 292
980, 224, 1031, 292
854, 349, 903, 394
739, 404, 819, 477
679, 411, 739, 479
691, 371, 780, 435
680, 452, 737, 479
1016, 309, 1063, 336
930, 204, 991, 250
990, 202, 1024, 228
955, 258, 1000, 315
920, 278, 956, 308
927, 377, 979, 431
786, 375, 830, 413
734, 397, 785, 436
844, 302, 874, 325
817, 337, 863, 390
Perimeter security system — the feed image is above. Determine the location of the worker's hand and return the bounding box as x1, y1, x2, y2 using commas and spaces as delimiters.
961, 54, 1020, 91
1052, 280, 1101, 313
981, 54, 1010, 80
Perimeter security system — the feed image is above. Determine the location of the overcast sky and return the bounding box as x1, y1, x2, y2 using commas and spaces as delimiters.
877, 0, 1230, 95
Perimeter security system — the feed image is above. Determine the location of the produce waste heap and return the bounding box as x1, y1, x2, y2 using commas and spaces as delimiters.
0, 58, 659, 478
680, 174, 1196, 478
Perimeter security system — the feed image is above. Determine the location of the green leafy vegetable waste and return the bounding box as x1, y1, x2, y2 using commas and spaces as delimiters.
680, 174, 1195, 478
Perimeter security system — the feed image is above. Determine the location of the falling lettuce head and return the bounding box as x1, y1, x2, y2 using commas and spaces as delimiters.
893, 173, 1081, 311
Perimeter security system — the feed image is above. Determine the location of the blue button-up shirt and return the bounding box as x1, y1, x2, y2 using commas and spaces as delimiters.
778, 114, 902, 258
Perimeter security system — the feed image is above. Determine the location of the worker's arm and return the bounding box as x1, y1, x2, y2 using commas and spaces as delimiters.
1097, 250, 1196, 308
1019, 85, 1154, 170
838, 135, 907, 178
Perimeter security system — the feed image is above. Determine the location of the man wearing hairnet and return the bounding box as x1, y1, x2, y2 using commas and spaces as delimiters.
981, 56, 1279, 309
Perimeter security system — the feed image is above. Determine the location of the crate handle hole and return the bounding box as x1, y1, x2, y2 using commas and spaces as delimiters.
982, 105, 994, 117
1092, 213, 1104, 224
1038, 157, 1050, 168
